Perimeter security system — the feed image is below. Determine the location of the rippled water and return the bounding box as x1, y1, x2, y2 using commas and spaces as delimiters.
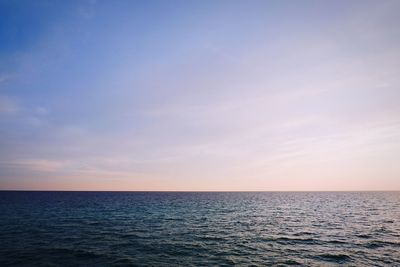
0, 192, 399, 266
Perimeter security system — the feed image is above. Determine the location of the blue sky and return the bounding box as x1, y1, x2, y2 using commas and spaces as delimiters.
1, 0, 400, 190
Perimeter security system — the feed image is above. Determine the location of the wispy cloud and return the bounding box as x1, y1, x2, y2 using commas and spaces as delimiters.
0, 95, 19, 115
0, 159, 68, 173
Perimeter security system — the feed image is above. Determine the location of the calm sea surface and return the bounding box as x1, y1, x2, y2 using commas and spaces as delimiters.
0, 192, 399, 266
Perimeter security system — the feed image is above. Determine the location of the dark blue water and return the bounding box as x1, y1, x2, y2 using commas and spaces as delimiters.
0, 192, 399, 266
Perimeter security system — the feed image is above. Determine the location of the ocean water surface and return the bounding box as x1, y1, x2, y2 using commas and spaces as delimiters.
0, 191, 399, 266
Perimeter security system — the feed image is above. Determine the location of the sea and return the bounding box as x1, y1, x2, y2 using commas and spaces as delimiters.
0, 191, 399, 266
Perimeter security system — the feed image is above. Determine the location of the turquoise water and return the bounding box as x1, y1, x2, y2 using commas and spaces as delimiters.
0, 192, 399, 266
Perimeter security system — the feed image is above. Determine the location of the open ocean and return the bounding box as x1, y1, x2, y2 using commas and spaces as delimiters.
0, 191, 399, 266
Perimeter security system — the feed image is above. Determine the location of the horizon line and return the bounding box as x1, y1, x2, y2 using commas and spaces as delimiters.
1, 190, 399, 193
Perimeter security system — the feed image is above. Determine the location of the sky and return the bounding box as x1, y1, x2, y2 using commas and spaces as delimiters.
0, 0, 399, 191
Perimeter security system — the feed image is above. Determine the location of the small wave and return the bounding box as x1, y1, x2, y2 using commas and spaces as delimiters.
281, 259, 302, 265
86, 221, 100, 226
276, 237, 317, 245
326, 240, 347, 245
112, 257, 135, 266
374, 227, 393, 234
257, 236, 319, 246
356, 234, 371, 239
199, 235, 226, 241
118, 232, 141, 238
317, 253, 351, 263
292, 231, 314, 236
364, 240, 400, 249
